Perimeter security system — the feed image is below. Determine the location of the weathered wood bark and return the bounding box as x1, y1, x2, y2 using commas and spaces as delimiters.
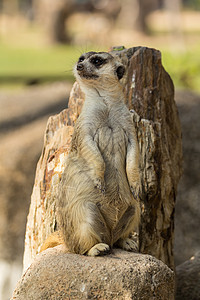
125, 47, 183, 269
23, 46, 182, 271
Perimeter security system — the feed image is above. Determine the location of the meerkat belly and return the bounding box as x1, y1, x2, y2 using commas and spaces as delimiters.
96, 125, 127, 168
94, 125, 131, 227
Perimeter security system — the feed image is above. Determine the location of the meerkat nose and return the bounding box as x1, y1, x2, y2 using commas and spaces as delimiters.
77, 63, 84, 71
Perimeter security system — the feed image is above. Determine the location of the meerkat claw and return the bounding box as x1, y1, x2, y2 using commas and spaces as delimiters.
100, 186, 105, 194
95, 179, 105, 194
131, 187, 140, 201
116, 237, 138, 252
87, 243, 110, 256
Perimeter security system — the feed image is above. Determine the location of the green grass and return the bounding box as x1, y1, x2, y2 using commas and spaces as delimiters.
0, 38, 200, 93
162, 46, 200, 92
0, 42, 80, 85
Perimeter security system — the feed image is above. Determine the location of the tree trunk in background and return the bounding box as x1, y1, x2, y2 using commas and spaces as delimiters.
1, 0, 19, 13
33, 0, 121, 44
33, 0, 72, 43
23, 46, 182, 271
136, 0, 159, 33
164, 0, 183, 34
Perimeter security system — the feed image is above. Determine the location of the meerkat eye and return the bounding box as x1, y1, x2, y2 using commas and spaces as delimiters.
78, 56, 85, 63
90, 56, 105, 67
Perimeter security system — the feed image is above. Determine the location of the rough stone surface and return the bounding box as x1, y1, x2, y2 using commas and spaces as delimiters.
12, 247, 174, 300
176, 251, 200, 300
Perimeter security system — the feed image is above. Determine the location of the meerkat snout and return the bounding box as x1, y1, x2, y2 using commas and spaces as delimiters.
77, 63, 84, 71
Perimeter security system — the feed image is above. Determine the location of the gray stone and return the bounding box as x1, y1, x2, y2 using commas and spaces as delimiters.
12, 246, 174, 300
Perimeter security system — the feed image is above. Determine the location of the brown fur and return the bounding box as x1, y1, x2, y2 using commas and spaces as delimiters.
56, 52, 140, 256
40, 231, 64, 252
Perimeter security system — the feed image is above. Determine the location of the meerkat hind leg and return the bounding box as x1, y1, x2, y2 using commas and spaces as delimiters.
116, 236, 138, 252
113, 205, 139, 252
74, 202, 111, 255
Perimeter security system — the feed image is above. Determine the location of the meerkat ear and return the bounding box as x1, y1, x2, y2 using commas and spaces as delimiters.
116, 65, 125, 80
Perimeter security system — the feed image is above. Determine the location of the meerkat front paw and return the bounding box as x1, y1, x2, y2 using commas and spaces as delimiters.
130, 184, 140, 201
94, 178, 105, 194
87, 243, 110, 256
116, 237, 138, 252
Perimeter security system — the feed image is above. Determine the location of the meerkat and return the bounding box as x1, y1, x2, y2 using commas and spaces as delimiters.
56, 51, 140, 256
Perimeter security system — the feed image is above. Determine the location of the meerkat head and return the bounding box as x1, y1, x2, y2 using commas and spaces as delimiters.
74, 51, 126, 94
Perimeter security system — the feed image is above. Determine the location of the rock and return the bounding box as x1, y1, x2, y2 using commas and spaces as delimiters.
176, 251, 200, 300
12, 247, 174, 300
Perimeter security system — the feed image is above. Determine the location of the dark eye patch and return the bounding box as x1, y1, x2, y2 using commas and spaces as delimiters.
78, 56, 85, 63
90, 56, 106, 67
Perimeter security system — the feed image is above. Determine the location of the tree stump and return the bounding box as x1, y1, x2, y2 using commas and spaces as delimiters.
23, 46, 182, 274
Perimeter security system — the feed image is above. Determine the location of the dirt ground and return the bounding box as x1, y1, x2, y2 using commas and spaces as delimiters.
174, 89, 200, 265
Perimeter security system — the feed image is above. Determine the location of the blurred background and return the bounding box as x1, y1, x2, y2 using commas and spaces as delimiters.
0, 0, 200, 299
